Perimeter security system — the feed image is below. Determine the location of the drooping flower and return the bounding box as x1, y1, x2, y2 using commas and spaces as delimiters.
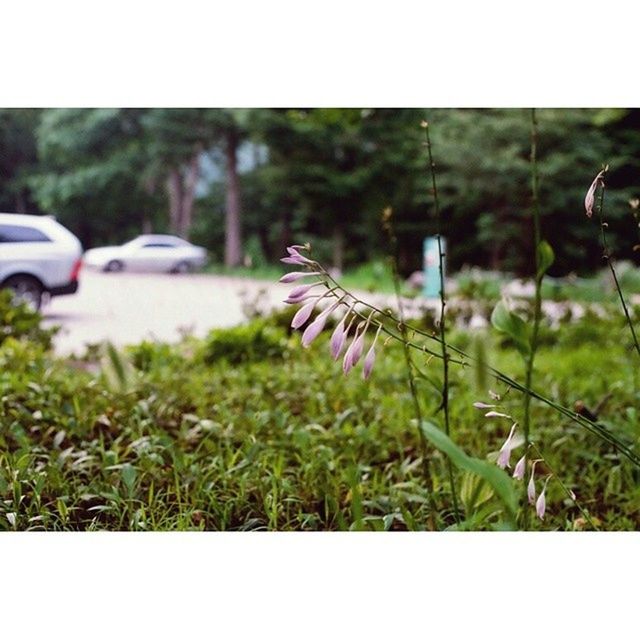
343, 322, 365, 375
291, 299, 319, 329
485, 411, 512, 419
299, 300, 341, 348
497, 423, 518, 469
473, 402, 496, 409
330, 303, 355, 360
513, 454, 526, 480
527, 460, 539, 504
279, 271, 321, 284
584, 169, 605, 218
362, 324, 383, 380
536, 476, 551, 520
285, 282, 324, 302
280, 245, 313, 266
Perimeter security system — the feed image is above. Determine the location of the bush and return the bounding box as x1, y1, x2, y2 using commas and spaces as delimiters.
0, 290, 56, 350
198, 320, 288, 365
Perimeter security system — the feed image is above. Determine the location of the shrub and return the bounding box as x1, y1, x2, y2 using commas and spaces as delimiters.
0, 290, 56, 350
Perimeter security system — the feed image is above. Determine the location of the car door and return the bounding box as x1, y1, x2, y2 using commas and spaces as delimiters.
135, 242, 179, 272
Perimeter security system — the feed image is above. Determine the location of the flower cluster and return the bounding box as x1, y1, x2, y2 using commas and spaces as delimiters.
279, 245, 384, 379
474, 399, 551, 520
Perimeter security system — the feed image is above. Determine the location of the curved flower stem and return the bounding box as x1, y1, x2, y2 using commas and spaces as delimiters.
423, 121, 460, 524
596, 179, 640, 360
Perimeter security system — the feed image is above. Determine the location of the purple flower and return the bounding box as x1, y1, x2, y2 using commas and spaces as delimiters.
473, 402, 496, 409
281, 256, 308, 265
286, 282, 323, 302
299, 300, 341, 348
536, 477, 550, 520
330, 304, 355, 360
301, 315, 328, 348
362, 324, 383, 380
291, 299, 318, 329
513, 454, 526, 480
497, 423, 517, 469
342, 323, 364, 375
279, 271, 321, 284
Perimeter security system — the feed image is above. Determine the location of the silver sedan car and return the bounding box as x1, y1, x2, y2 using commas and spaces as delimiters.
83, 235, 208, 273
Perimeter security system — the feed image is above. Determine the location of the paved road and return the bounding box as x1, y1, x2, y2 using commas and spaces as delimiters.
43, 270, 290, 355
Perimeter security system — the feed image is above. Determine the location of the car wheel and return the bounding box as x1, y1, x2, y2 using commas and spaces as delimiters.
172, 261, 192, 274
104, 260, 124, 273
3, 275, 43, 311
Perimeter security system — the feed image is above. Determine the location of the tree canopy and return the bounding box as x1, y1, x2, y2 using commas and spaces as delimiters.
1, 108, 638, 275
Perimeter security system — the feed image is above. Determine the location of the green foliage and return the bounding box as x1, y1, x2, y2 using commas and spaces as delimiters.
537, 240, 555, 279
0, 311, 638, 531
198, 321, 289, 365
491, 300, 531, 357
420, 420, 518, 526
0, 289, 55, 349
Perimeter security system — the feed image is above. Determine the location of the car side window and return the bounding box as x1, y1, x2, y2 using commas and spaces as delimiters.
0, 224, 52, 243
141, 243, 175, 248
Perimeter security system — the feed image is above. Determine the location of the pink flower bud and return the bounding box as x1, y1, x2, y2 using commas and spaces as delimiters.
287, 282, 323, 301
485, 411, 512, 419
584, 169, 605, 218
342, 324, 364, 375
536, 477, 550, 520
291, 299, 318, 329
330, 318, 347, 360
473, 402, 496, 409
362, 345, 376, 380
279, 271, 321, 284
301, 314, 328, 348
281, 256, 307, 265
513, 455, 526, 480
497, 423, 517, 469
527, 461, 538, 505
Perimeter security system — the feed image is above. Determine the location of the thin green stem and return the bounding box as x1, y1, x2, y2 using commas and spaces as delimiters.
423, 121, 460, 524
520, 109, 543, 529
382, 208, 439, 529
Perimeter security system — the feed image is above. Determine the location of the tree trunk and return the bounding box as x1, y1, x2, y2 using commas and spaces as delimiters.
179, 152, 200, 240
224, 131, 242, 267
15, 190, 27, 214
166, 169, 183, 235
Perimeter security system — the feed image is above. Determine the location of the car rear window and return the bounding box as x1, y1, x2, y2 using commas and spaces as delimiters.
0, 224, 52, 243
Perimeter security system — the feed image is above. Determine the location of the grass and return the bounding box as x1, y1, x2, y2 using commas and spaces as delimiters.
1, 301, 639, 531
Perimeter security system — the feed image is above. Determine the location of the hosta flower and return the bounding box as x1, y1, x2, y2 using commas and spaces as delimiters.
362, 325, 383, 380
300, 300, 341, 348
528, 460, 539, 504
584, 169, 605, 218
497, 423, 518, 469
291, 299, 319, 329
513, 454, 526, 480
473, 402, 496, 409
536, 477, 551, 520
330, 303, 355, 360
485, 411, 512, 419
343, 322, 365, 375
279, 271, 321, 284
280, 245, 314, 266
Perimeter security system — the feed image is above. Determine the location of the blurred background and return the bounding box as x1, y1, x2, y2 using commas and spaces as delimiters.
2, 108, 639, 279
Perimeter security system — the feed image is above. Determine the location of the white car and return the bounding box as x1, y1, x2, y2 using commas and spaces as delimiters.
83, 235, 208, 274
0, 213, 82, 310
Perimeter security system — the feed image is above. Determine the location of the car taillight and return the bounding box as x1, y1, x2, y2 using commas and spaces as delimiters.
70, 258, 82, 282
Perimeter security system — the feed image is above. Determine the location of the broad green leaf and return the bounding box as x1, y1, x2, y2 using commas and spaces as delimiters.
537, 240, 555, 279
420, 420, 518, 522
121, 464, 137, 494
490, 300, 530, 358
